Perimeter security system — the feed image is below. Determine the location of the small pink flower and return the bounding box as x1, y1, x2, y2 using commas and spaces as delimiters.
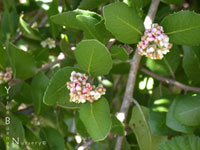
137, 23, 172, 59
66, 71, 106, 103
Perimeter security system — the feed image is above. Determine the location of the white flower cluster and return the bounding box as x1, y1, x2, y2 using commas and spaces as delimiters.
66, 71, 106, 103
137, 23, 172, 59
41, 38, 56, 49
0, 68, 13, 84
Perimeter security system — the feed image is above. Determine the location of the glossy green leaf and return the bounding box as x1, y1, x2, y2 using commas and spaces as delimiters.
7, 42, 37, 79
166, 97, 195, 133
129, 106, 166, 150
161, 11, 200, 45
103, 2, 144, 44
51, 9, 101, 29
0, 42, 6, 69
174, 94, 200, 126
31, 72, 50, 115
145, 46, 181, 77
19, 16, 42, 40
40, 127, 65, 150
110, 45, 129, 61
159, 135, 200, 150
43, 67, 81, 108
79, 97, 112, 141
111, 115, 124, 136
182, 46, 200, 84
75, 39, 112, 77
79, 0, 109, 10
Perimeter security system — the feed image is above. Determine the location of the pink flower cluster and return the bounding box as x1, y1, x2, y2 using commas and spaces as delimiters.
0, 68, 13, 84
66, 71, 106, 103
137, 23, 172, 59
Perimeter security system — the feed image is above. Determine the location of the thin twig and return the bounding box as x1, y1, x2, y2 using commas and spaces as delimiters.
76, 139, 94, 150
106, 38, 117, 50
115, 0, 160, 150
140, 66, 200, 92
38, 58, 64, 72
38, 16, 48, 28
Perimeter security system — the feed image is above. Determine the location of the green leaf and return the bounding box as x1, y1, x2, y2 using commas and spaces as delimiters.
0, 138, 6, 150
60, 35, 74, 57
129, 105, 166, 150
48, 0, 60, 38
79, 0, 109, 10
0, 9, 18, 42
166, 97, 195, 133
43, 67, 81, 108
148, 111, 174, 136
148, 98, 174, 136
103, 2, 144, 44
79, 97, 112, 141
76, 15, 110, 44
159, 135, 200, 150
10, 82, 32, 104
76, 15, 102, 41
31, 72, 50, 115
161, 0, 182, 5
7, 42, 37, 79
19, 15, 42, 40
182, 46, 200, 84
31, 48, 49, 67
9, 115, 25, 143
25, 126, 47, 150
40, 127, 65, 150
111, 115, 124, 136
174, 94, 200, 126
75, 113, 89, 137
145, 45, 180, 77
0, 84, 6, 98
51, 9, 101, 29
111, 62, 130, 74
0, 42, 6, 69
75, 39, 112, 77
161, 11, 200, 45
110, 45, 129, 61
94, 20, 112, 44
